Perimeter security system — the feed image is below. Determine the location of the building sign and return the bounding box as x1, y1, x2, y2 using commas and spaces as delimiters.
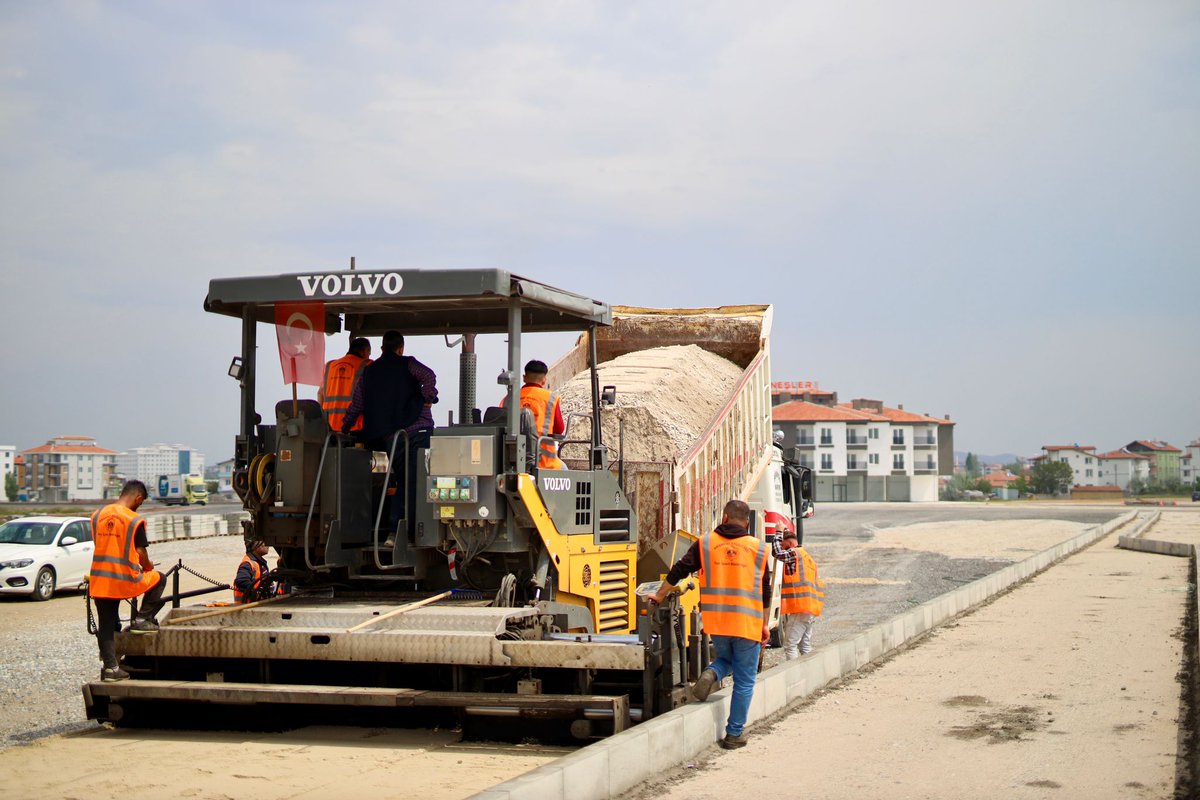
771, 380, 820, 392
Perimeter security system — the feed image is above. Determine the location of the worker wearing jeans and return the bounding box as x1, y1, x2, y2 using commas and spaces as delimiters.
646, 499, 769, 750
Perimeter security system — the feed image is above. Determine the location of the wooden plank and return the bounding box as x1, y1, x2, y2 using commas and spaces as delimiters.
163, 590, 310, 625
345, 590, 452, 632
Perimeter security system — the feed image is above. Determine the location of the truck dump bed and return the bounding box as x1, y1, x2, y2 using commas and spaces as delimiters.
550, 305, 774, 551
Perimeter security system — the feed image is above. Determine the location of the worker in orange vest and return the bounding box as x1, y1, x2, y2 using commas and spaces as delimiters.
319, 336, 372, 434
500, 359, 565, 469
88, 480, 168, 682
773, 529, 824, 659
233, 538, 281, 603
646, 499, 768, 750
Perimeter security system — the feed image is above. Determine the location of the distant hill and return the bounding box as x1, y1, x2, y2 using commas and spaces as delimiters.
955, 451, 1021, 467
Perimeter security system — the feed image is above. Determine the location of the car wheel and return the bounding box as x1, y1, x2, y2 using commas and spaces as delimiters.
32, 566, 55, 601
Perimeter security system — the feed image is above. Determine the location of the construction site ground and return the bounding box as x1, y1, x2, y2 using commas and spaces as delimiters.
3, 502, 1195, 799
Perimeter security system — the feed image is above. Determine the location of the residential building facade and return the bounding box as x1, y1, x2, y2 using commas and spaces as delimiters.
1038, 446, 1103, 487
1095, 450, 1152, 491
1124, 441, 1182, 485
204, 458, 235, 493
20, 436, 117, 502
1, 445, 13, 501
114, 443, 206, 488
772, 396, 954, 502
1182, 440, 1200, 487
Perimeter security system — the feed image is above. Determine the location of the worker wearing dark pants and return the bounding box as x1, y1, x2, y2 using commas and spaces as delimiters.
340, 329, 438, 546
89, 480, 169, 682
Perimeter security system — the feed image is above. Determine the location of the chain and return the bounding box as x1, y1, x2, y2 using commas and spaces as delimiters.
176, 560, 231, 589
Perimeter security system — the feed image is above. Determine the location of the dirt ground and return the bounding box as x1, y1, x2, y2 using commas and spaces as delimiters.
628, 509, 1198, 800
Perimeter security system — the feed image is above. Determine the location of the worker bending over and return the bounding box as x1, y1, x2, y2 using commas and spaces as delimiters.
771, 529, 824, 658
319, 336, 372, 434
88, 480, 168, 682
501, 359, 565, 469
647, 499, 768, 750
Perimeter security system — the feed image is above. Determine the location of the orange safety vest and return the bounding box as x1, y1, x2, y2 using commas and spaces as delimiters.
781, 547, 824, 616
88, 504, 160, 600
322, 353, 371, 432
503, 385, 564, 470
698, 531, 767, 641
232, 554, 271, 604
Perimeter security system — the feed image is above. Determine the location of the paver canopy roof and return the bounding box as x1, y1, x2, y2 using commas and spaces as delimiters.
204, 268, 611, 335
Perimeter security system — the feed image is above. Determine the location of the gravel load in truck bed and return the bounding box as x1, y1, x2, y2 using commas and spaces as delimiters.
557, 344, 744, 464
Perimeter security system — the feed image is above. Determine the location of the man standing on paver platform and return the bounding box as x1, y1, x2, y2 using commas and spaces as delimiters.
646, 499, 769, 750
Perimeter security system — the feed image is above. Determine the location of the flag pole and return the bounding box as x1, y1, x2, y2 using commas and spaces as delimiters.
291, 357, 299, 418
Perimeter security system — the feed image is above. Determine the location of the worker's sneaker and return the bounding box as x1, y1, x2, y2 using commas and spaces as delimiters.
128, 617, 160, 634
100, 665, 130, 682
719, 732, 748, 750
691, 668, 720, 702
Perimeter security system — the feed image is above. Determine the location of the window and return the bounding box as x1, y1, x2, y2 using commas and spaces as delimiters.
62, 521, 91, 544
1085, 469, 1093, 478
820, 453, 833, 470
893, 453, 905, 470
820, 428, 833, 445
869, 453, 879, 465
892, 431, 904, 445
869, 428, 879, 440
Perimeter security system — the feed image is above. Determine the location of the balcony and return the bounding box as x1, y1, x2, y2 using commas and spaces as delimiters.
794, 436, 815, 448
847, 459, 867, 472
819, 438, 834, 447
913, 435, 937, 449
846, 435, 868, 449
914, 461, 937, 474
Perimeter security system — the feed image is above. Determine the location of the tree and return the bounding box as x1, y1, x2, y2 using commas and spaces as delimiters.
1030, 461, 1074, 495
4, 472, 17, 501
1012, 475, 1029, 496
1003, 461, 1024, 476
974, 478, 994, 494
1128, 477, 1146, 496
965, 453, 980, 478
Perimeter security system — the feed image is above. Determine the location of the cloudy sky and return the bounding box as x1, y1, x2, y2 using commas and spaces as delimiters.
1, 1, 1197, 467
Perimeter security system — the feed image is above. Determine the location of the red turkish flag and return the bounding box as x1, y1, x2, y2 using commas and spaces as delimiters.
274, 301, 326, 386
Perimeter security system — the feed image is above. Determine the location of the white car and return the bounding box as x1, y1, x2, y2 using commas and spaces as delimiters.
0, 516, 95, 601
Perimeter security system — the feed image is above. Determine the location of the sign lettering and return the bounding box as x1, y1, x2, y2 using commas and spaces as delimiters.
296, 272, 405, 298
541, 476, 572, 492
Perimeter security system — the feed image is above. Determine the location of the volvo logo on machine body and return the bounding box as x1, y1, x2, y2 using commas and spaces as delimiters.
297, 273, 404, 298
541, 476, 572, 492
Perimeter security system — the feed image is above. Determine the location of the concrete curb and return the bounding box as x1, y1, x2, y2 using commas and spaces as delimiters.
1116, 511, 1192, 556
470, 509, 1137, 800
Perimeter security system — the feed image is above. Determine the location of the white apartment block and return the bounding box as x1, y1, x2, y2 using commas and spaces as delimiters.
1096, 449, 1152, 491
1, 445, 14, 501
1038, 446, 1103, 487
114, 443, 206, 488
1183, 440, 1200, 486
772, 397, 953, 502
21, 436, 116, 502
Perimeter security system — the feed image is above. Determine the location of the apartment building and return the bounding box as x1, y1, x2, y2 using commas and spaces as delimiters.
114, 443, 206, 488
1036, 445, 1103, 487
20, 436, 117, 502
1124, 440, 1182, 484
204, 458, 235, 493
1181, 440, 1200, 486
1095, 450, 1152, 491
1, 445, 13, 501
772, 396, 954, 502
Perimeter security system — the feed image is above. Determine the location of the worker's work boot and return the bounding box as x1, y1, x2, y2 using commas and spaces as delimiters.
128, 617, 160, 634
719, 732, 748, 750
691, 667, 720, 701
101, 665, 130, 682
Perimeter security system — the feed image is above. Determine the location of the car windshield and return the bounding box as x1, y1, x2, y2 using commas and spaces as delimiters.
0, 521, 60, 546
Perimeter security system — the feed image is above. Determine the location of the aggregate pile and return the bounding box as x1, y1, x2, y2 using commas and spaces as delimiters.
557, 344, 744, 464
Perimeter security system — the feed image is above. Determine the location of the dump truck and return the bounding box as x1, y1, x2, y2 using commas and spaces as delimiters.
83, 269, 811, 736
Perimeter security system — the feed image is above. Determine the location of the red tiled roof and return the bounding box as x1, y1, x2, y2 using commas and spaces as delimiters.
1042, 445, 1096, 452
22, 444, 117, 455
773, 401, 886, 422
1095, 450, 1150, 460
54, 435, 96, 441
867, 405, 949, 425
1129, 440, 1181, 453
983, 470, 1016, 487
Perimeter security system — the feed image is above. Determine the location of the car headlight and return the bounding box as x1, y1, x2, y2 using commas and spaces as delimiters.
0, 559, 35, 570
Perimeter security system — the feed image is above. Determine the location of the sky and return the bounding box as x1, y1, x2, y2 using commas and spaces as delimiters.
1, 1, 1197, 467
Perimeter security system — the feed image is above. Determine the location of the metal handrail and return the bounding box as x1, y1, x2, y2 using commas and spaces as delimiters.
301, 433, 334, 572
372, 429, 411, 571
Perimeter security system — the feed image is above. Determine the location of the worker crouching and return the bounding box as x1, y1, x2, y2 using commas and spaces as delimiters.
233, 539, 283, 603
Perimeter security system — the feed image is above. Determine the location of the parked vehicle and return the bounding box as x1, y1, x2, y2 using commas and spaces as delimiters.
1192, 490, 1200, 502
0, 516, 94, 601
155, 473, 208, 505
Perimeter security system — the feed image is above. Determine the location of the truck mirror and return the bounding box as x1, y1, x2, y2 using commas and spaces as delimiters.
601, 385, 617, 406
799, 467, 813, 500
